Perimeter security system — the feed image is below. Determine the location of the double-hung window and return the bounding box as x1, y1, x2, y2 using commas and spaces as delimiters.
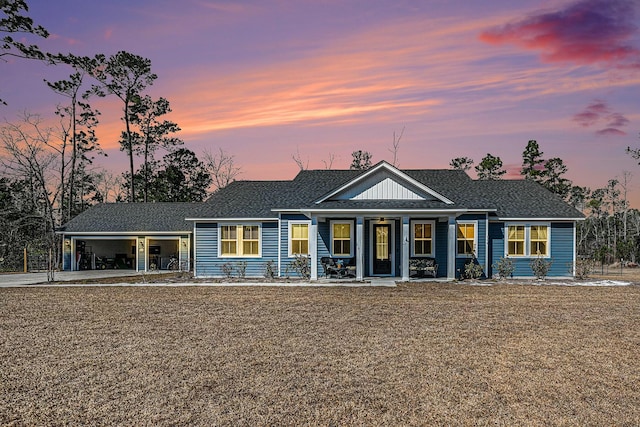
289, 222, 310, 256
456, 222, 476, 256
412, 220, 434, 257
331, 221, 353, 257
530, 225, 549, 256
506, 223, 550, 257
507, 225, 525, 256
219, 224, 261, 257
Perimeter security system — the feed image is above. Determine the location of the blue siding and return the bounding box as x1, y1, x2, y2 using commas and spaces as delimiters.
488, 221, 575, 278
195, 223, 217, 277
549, 222, 575, 277
434, 221, 448, 278
195, 221, 278, 278
317, 221, 331, 276
455, 214, 487, 278
281, 214, 310, 278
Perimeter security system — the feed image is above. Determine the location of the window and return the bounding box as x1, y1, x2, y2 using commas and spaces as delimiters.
530, 225, 548, 256
507, 225, 525, 256
412, 221, 434, 256
289, 222, 310, 256
457, 222, 476, 256
220, 225, 237, 255
506, 223, 550, 257
219, 224, 261, 257
331, 221, 353, 257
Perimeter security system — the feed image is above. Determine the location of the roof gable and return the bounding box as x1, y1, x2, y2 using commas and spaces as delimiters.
316, 161, 453, 204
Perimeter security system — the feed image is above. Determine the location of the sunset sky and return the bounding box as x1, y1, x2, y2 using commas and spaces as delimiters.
1, 0, 639, 206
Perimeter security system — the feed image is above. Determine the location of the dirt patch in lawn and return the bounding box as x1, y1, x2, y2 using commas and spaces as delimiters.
1, 284, 639, 425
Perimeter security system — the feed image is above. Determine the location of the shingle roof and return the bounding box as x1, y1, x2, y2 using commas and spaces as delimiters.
193, 164, 583, 220
472, 180, 584, 218
59, 203, 198, 233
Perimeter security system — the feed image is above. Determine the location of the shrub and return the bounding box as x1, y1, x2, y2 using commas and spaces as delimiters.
264, 260, 276, 279
493, 257, 514, 280
463, 260, 484, 280
573, 258, 594, 280
530, 256, 552, 280
235, 261, 247, 278
287, 254, 311, 280
220, 262, 234, 278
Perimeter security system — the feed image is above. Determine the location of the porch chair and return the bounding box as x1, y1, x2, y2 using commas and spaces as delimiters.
321, 257, 345, 278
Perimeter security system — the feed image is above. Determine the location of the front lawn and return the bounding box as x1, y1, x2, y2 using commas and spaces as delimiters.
1, 283, 638, 425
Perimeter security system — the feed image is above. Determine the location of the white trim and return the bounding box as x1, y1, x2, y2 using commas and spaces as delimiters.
369, 219, 395, 277
410, 220, 436, 257
274, 208, 491, 215
287, 220, 311, 257
504, 222, 551, 258
217, 223, 262, 258
58, 231, 190, 236
456, 220, 478, 257
314, 162, 454, 205
494, 217, 583, 221
330, 220, 355, 257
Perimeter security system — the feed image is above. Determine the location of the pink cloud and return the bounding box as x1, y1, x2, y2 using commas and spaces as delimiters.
479, 0, 640, 69
573, 100, 629, 136
596, 128, 627, 136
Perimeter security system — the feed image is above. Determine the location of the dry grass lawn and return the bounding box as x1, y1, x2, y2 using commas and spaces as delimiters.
1, 283, 639, 426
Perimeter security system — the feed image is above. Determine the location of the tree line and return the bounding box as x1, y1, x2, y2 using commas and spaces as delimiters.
0, 1, 240, 271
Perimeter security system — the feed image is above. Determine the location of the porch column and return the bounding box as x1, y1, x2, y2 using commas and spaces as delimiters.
356, 216, 364, 281
402, 216, 410, 281
310, 216, 318, 280
447, 215, 456, 280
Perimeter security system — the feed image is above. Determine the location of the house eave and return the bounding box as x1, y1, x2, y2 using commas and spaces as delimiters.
186, 217, 279, 222
490, 217, 584, 222
314, 161, 455, 205
57, 231, 191, 236
272, 208, 496, 215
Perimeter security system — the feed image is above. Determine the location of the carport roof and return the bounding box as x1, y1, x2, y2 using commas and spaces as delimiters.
58, 203, 198, 233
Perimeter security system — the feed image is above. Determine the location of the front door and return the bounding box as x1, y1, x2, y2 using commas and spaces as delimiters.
373, 224, 392, 275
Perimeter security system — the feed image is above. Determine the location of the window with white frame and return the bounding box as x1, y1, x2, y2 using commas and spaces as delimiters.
507, 225, 525, 256
412, 220, 435, 257
456, 222, 476, 256
289, 221, 310, 256
506, 223, 550, 257
331, 221, 353, 257
219, 224, 261, 257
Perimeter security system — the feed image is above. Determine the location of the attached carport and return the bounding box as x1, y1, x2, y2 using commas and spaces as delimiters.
58, 203, 196, 272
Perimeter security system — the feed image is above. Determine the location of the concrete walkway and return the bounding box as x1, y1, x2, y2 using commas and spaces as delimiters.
0, 270, 155, 287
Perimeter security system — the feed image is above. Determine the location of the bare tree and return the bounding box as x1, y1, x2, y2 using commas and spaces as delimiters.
203, 147, 241, 192
321, 153, 335, 169
388, 126, 404, 167
0, 113, 60, 273
292, 146, 308, 171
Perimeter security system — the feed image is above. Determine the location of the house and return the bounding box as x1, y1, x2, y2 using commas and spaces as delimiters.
59, 161, 584, 280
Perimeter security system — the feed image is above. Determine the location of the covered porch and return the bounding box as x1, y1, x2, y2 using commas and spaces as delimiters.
307, 213, 463, 281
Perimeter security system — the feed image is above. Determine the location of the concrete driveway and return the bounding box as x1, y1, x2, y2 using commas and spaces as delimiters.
0, 270, 155, 287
